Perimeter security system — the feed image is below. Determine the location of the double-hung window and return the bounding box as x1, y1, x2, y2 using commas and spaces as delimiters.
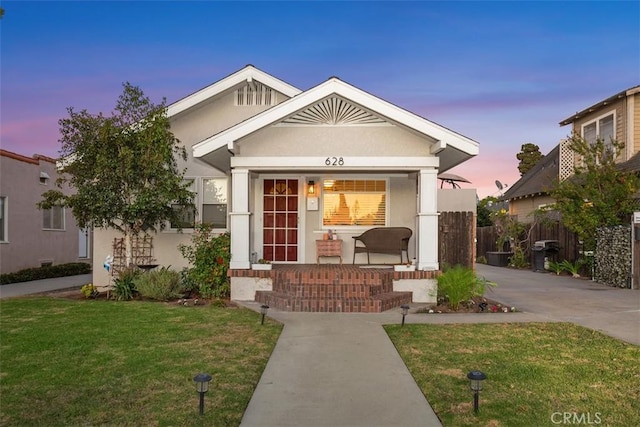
582, 113, 615, 156
202, 178, 228, 229
43, 205, 65, 230
170, 178, 228, 230
322, 179, 387, 227
171, 179, 196, 229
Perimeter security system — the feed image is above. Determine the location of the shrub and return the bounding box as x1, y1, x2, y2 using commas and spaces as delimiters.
111, 267, 141, 301
134, 267, 182, 301
178, 224, 231, 298
0, 262, 91, 285
547, 261, 564, 275
437, 264, 495, 311
560, 259, 584, 278
80, 283, 99, 298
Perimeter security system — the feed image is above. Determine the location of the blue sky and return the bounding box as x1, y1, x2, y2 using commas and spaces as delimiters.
1, 1, 638, 197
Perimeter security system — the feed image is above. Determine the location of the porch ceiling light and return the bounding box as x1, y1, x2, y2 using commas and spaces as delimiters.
193, 372, 212, 415
467, 370, 486, 414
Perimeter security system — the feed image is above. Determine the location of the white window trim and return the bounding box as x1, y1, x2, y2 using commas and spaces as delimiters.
321, 176, 390, 230
0, 196, 7, 243
581, 111, 616, 143
166, 176, 229, 233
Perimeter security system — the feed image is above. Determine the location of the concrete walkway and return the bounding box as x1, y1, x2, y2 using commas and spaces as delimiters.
240, 309, 442, 427
0, 274, 92, 299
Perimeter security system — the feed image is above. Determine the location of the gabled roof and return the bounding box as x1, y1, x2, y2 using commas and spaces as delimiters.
559, 85, 640, 126
503, 145, 559, 200
192, 76, 479, 170
166, 65, 302, 118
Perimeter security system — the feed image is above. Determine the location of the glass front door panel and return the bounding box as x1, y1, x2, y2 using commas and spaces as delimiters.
263, 179, 298, 262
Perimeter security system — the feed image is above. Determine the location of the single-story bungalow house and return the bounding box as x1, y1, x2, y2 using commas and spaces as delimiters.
92, 65, 479, 310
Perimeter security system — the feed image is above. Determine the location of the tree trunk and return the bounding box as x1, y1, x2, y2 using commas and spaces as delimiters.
124, 231, 133, 267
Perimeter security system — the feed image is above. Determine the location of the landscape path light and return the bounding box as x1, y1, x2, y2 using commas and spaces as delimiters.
260, 304, 269, 325
193, 373, 212, 416
400, 305, 410, 327
467, 370, 486, 414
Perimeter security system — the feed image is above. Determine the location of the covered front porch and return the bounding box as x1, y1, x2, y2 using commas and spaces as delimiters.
229, 264, 438, 313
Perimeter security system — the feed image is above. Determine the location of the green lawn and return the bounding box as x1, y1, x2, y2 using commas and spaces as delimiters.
0, 297, 282, 427
386, 323, 640, 427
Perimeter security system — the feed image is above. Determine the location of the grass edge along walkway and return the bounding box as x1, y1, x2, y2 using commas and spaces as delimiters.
386, 322, 640, 427
0, 297, 282, 426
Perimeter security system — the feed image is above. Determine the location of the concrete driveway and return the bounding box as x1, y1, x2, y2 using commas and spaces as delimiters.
475, 264, 640, 345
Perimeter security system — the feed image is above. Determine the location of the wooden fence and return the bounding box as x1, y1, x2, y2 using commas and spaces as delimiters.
476, 222, 581, 265
439, 211, 475, 268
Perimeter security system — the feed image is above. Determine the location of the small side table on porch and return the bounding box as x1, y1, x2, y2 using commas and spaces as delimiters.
316, 240, 343, 264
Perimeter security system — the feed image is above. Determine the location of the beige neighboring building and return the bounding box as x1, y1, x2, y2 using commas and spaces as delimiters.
92, 65, 479, 302
0, 149, 91, 274
505, 85, 640, 221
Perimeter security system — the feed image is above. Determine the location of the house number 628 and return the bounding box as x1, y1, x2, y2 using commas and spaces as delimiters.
325, 157, 344, 166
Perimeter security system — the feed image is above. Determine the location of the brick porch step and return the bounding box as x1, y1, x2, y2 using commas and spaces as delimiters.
254, 266, 413, 312
255, 289, 413, 313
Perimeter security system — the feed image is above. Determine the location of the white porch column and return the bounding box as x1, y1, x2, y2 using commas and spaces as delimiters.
416, 168, 439, 270
230, 168, 251, 269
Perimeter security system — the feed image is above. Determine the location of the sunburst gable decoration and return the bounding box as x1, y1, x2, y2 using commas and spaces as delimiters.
281, 96, 387, 126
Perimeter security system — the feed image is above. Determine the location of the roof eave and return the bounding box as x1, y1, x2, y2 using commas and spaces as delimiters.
166, 65, 302, 118
193, 78, 480, 160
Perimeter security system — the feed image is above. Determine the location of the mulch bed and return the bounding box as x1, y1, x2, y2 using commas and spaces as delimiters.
420, 296, 516, 314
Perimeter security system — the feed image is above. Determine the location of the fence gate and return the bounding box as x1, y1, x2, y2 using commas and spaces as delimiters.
439, 211, 475, 269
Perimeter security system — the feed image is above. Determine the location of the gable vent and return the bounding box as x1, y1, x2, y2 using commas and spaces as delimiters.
235, 82, 277, 106
281, 97, 387, 126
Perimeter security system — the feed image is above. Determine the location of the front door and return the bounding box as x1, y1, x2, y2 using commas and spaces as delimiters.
263, 179, 298, 262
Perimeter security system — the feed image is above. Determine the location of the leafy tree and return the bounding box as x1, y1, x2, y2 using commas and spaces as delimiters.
477, 196, 498, 227
516, 143, 544, 176
39, 83, 195, 266
550, 135, 640, 250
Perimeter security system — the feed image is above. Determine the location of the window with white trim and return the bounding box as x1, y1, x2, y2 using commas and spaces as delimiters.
170, 178, 229, 229
0, 197, 7, 242
582, 113, 614, 146
171, 179, 196, 229
202, 178, 228, 229
43, 205, 65, 230
322, 179, 387, 227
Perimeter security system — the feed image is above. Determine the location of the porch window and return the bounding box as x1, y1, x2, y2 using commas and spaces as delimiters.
322, 179, 386, 227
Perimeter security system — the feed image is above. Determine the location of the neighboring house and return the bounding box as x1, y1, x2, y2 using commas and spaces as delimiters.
0, 149, 92, 273
502, 145, 559, 223
92, 65, 479, 300
559, 85, 640, 169
505, 85, 640, 220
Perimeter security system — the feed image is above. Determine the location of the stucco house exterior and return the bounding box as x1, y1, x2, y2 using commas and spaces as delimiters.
92, 65, 479, 304
0, 149, 91, 273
